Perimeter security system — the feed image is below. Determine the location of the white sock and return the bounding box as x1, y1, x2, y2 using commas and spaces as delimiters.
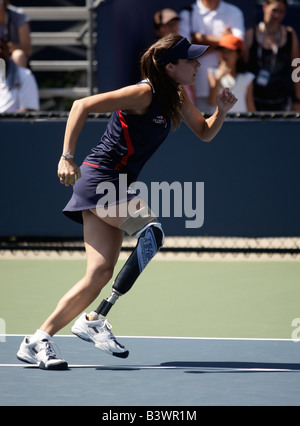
30, 329, 52, 343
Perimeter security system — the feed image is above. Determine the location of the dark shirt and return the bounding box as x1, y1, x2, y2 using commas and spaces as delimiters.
247, 27, 293, 110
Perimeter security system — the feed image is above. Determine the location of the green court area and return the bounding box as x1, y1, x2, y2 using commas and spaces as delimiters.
1, 258, 299, 339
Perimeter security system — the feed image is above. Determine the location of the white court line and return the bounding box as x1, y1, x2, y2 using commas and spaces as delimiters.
0, 334, 297, 342
0, 363, 296, 372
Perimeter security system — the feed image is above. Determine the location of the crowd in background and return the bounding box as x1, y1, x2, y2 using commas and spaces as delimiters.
154, 0, 300, 113
1, 0, 300, 114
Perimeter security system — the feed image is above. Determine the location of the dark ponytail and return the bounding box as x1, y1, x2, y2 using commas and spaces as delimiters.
140, 34, 185, 129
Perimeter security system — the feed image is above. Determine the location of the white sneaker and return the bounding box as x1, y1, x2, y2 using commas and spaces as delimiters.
17, 337, 68, 370
71, 313, 129, 358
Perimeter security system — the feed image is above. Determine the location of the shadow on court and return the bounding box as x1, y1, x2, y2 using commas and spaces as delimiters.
1, 336, 300, 406
61, 361, 300, 373
161, 360, 300, 371
14, 360, 300, 373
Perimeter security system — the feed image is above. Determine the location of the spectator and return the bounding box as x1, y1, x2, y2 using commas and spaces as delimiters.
180, 0, 245, 113
0, 0, 32, 68
153, 8, 180, 39
0, 37, 39, 112
245, 0, 300, 111
153, 8, 197, 104
208, 34, 255, 112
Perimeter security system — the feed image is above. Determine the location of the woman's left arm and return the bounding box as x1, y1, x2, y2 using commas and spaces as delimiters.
181, 87, 237, 142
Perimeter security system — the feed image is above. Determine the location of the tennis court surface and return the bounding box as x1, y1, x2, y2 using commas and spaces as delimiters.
1, 335, 300, 406
1, 256, 300, 407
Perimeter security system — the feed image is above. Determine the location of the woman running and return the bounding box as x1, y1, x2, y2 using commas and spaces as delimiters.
17, 34, 237, 370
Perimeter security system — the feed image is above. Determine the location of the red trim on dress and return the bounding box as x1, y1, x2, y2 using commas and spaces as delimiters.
82, 161, 99, 168
114, 110, 134, 171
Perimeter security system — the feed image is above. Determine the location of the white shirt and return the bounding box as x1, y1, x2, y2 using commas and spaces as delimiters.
180, 0, 245, 98
0, 63, 39, 113
208, 69, 255, 112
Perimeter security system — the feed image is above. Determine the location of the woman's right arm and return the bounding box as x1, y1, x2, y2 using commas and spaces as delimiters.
58, 84, 152, 186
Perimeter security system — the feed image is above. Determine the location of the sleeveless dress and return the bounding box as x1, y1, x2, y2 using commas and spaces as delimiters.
63, 80, 171, 224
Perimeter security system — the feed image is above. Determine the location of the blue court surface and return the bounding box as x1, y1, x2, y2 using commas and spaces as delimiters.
0, 335, 300, 407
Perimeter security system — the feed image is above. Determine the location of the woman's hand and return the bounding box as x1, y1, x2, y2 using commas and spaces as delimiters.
216, 87, 237, 113
57, 157, 81, 187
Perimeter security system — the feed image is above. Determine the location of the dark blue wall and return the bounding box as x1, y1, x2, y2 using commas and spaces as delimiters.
1, 117, 299, 238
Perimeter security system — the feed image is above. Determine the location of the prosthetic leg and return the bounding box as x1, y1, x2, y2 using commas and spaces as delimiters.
88, 216, 164, 319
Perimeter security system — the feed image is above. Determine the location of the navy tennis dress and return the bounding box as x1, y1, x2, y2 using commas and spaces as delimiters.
63, 80, 171, 224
